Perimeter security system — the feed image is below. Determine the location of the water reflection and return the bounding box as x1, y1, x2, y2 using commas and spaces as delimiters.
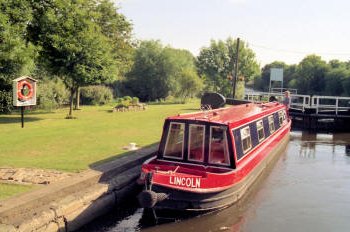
83, 131, 350, 232
299, 131, 317, 158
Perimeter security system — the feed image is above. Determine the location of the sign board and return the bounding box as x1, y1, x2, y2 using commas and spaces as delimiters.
270, 68, 283, 82
13, 76, 37, 106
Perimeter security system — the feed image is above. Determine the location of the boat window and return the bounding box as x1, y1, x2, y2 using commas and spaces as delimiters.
209, 126, 230, 165
241, 126, 252, 153
278, 111, 284, 125
256, 120, 265, 142
188, 125, 205, 162
164, 122, 185, 159
268, 115, 275, 133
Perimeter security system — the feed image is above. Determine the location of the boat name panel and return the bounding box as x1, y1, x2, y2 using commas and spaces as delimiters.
169, 176, 201, 188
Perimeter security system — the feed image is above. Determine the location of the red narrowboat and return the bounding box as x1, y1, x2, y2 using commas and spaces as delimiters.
137, 99, 291, 212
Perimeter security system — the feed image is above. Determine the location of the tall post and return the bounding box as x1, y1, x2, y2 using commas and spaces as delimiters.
232, 37, 240, 99
21, 106, 24, 128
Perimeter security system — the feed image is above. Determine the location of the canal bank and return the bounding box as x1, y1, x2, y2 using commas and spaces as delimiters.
0, 144, 158, 232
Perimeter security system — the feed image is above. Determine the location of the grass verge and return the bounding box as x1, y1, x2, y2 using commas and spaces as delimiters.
0, 100, 199, 172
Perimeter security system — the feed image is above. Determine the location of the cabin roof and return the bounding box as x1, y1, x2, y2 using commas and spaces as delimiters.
168, 102, 285, 126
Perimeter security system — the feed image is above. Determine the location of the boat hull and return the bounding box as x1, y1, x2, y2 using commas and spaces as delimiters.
145, 133, 289, 212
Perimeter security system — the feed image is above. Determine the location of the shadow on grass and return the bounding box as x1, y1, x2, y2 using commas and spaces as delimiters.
0, 116, 43, 124
147, 102, 186, 105
89, 143, 158, 170
182, 108, 201, 111
9, 108, 57, 115
102, 109, 114, 113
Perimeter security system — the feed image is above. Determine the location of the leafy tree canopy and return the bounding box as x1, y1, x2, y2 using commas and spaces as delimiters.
255, 56, 350, 97
29, 0, 124, 117
296, 54, 328, 94
94, 0, 134, 78
125, 40, 202, 101
197, 37, 260, 97
0, 0, 36, 90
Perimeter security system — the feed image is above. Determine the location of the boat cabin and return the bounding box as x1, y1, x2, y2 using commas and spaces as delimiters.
156, 102, 288, 169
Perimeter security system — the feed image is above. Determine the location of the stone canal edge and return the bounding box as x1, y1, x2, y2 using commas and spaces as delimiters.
0, 144, 158, 232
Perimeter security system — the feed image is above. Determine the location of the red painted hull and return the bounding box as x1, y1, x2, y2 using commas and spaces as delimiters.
138, 102, 291, 211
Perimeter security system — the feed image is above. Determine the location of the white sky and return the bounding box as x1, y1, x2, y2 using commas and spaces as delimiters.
116, 0, 350, 66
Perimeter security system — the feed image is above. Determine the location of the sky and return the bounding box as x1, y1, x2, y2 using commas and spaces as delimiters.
116, 0, 350, 66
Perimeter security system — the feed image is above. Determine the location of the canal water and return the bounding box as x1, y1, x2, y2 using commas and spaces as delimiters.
80, 131, 350, 232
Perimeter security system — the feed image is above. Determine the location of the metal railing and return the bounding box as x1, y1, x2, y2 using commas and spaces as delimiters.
311, 96, 350, 115
290, 94, 310, 112
245, 92, 350, 115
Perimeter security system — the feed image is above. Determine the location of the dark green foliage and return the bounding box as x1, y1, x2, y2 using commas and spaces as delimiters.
28, 0, 132, 117
125, 40, 202, 102
296, 55, 328, 94
0, 0, 36, 91
125, 40, 171, 101
36, 78, 69, 111
114, 96, 139, 108
255, 56, 350, 97
33, 0, 117, 85
80, 85, 113, 105
0, 0, 36, 113
324, 68, 346, 96
0, 90, 13, 113
94, 0, 134, 78
1, 0, 134, 116
176, 68, 203, 103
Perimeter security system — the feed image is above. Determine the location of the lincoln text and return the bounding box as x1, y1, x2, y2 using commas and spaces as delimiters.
169, 176, 201, 188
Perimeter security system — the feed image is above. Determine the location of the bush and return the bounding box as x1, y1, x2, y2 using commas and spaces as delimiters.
123, 96, 132, 102
36, 78, 69, 111
0, 90, 13, 114
80, 85, 113, 105
114, 96, 139, 108
131, 97, 139, 105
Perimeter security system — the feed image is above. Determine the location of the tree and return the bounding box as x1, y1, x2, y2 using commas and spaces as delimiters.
92, 0, 134, 108
175, 68, 203, 103
296, 55, 328, 94
162, 47, 200, 97
0, 0, 36, 113
324, 68, 348, 96
325, 59, 350, 96
125, 40, 201, 102
197, 37, 260, 97
30, 0, 118, 118
125, 40, 169, 101
94, 0, 134, 77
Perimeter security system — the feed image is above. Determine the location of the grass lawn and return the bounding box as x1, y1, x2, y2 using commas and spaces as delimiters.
0, 183, 34, 200
0, 100, 199, 172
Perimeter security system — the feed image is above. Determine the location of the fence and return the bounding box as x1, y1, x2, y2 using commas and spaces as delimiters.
245, 92, 350, 115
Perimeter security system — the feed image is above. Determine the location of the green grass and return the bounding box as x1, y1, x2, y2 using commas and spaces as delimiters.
0, 100, 200, 172
0, 183, 34, 200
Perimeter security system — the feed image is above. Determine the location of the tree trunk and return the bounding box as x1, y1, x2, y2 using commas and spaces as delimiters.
74, 86, 80, 110
67, 88, 75, 119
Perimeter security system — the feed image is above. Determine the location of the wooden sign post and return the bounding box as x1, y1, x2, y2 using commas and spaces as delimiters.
13, 76, 37, 128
